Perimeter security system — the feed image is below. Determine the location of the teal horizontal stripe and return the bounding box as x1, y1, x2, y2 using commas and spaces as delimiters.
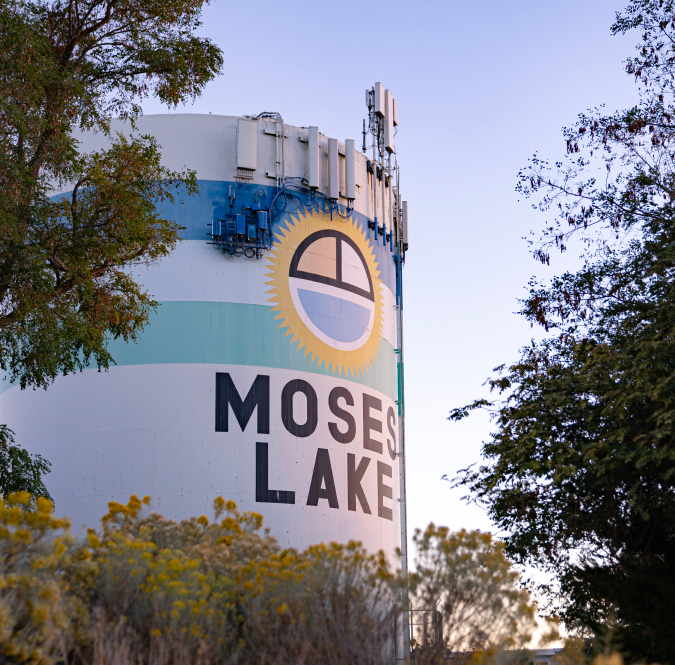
1, 302, 398, 400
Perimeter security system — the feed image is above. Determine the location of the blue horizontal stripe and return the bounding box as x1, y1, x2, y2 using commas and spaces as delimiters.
152, 180, 397, 294
55, 180, 398, 296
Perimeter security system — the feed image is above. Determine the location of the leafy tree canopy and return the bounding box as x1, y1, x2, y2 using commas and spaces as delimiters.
450, 1, 675, 661
0, 0, 223, 389
0, 425, 51, 500
409, 525, 542, 660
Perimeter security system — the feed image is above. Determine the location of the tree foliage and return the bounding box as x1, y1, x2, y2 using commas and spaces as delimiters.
450, 1, 675, 661
0, 0, 223, 389
0, 426, 51, 500
409, 526, 539, 657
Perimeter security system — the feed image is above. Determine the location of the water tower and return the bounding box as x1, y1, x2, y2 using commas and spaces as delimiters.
0, 84, 410, 561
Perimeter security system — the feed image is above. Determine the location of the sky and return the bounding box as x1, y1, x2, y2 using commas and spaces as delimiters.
142, 0, 640, 556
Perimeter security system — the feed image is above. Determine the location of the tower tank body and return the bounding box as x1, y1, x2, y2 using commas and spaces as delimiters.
0, 106, 408, 556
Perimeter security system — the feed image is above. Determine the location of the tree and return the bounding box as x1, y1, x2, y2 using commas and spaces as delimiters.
450, 1, 675, 661
1, 0, 223, 390
0, 0, 222, 496
409, 526, 539, 661
0, 425, 51, 500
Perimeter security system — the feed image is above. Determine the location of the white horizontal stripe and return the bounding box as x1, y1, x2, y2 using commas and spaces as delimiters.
0, 362, 400, 557
127, 240, 272, 306
124, 239, 398, 349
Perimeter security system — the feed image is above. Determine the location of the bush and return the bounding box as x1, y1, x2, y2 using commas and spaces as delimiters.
0, 494, 397, 665
1, 496, 572, 665
0, 493, 73, 664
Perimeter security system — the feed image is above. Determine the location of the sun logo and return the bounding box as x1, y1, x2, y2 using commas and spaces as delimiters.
265, 211, 384, 376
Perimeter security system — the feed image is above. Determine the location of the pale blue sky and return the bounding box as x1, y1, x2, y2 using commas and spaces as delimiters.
142, 0, 640, 552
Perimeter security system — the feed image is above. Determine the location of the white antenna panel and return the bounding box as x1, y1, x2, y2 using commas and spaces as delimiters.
237, 119, 258, 170
345, 139, 356, 200
384, 89, 395, 154
308, 126, 319, 189
402, 200, 409, 248
374, 82, 385, 118
328, 138, 339, 200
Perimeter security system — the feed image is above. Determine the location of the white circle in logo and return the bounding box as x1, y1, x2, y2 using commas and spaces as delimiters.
289, 230, 375, 351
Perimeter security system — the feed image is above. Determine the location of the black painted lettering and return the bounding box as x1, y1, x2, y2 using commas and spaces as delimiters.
306, 448, 339, 508
215, 373, 269, 433
362, 393, 383, 454
328, 387, 356, 444
281, 379, 318, 437
387, 406, 397, 461
256, 442, 295, 504
377, 461, 393, 521
347, 453, 371, 514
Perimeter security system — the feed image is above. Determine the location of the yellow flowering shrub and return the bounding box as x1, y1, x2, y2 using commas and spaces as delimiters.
62, 495, 395, 664
0, 493, 73, 664
0, 495, 557, 665
72, 495, 268, 662
237, 540, 397, 664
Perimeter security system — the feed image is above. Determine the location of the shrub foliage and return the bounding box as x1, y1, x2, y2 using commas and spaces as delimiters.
0, 494, 397, 665
0, 495, 549, 665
